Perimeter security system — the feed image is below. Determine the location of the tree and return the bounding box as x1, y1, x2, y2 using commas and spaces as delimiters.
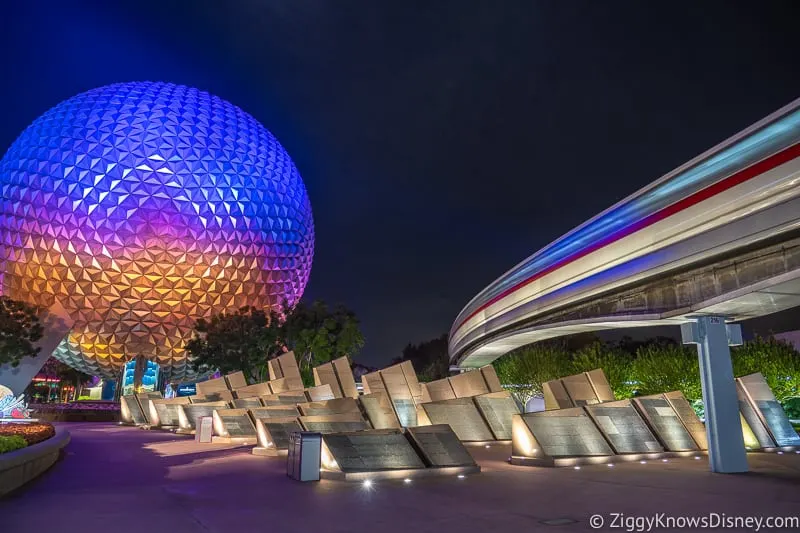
283, 301, 365, 386
0, 296, 43, 367
631, 344, 702, 400
394, 334, 450, 381
731, 336, 800, 403
187, 306, 283, 383
571, 341, 635, 399
55, 362, 92, 401
493, 343, 572, 406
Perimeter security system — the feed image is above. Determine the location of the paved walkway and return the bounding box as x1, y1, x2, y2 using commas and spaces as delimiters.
2, 423, 800, 532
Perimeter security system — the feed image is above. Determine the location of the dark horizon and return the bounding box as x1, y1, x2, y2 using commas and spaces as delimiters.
2, 1, 799, 367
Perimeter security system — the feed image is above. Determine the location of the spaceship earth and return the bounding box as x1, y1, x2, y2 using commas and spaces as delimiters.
0, 82, 314, 379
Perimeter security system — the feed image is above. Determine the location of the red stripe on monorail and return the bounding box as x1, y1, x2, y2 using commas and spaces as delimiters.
455, 141, 800, 334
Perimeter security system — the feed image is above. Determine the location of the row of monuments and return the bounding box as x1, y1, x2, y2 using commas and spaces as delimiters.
119, 355, 509, 480
512, 369, 800, 467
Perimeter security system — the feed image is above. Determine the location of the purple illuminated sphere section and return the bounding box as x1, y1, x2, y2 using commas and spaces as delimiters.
0, 82, 314, 378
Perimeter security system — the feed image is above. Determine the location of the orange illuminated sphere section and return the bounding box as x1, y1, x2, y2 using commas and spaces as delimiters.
0, 82, 314, 378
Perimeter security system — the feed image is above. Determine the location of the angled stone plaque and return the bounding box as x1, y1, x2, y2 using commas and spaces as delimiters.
297, 398, 360, 416
179, 401, 229, 430
275, 351, 302, 380
260, 392, 305, 406
121, 395, 146, 425
449, 370, 489, 398
633, 394, 698, 452
135, 391, 163, 424
214, 408, 257, 438
480, 365, 504, 393
204, 390, 234, 403
422, 378, 456, 403
585, 369, 615, 403
585, 399, 663, 454
305, 384, 335, 402
473, 391, 519, 440
663, 391, 708, 450
196, 376, 228, 395
224, 371, 247, 390
299, 413, 369, 433
313, 363, 343, 398
359, 392, 401, 429
269, 376, 304, 394
255, 416, 303, 450
406, 424, 477, 467
735, 380, 777, 448
421, 398, 494, 441
542, 379, 574, 410
250, 405, 301, 419
322, 429, 425, 472
268, 357, 283, 380
737, 373, 800, 447
362, 371, 386, 395
332, 356, 359, 399
232, 397, 263, 409
234, 382, 271, 399
400, 360, 423, 404
561, 373, 600, 407
380, 363, 418, 427
153, 397, 190, 427
517, 408, 614, 458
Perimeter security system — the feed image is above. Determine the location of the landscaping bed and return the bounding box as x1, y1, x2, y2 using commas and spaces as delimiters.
0, 422, 69, 496
31, 401, 120, 422
0, 422, 57, 448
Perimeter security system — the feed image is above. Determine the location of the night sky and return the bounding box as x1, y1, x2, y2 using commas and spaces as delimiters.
2, 2, 799, 367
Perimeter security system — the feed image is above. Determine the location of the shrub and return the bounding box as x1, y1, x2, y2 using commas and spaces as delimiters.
731, 337, 800, 402
631, 344, 702, 400
0, 422, 55, 445
571, 342, 635, 399
0, 434, 27, 454
494, 343, 571, 406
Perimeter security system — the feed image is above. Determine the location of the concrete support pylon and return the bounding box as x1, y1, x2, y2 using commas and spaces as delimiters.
681, 316, 748, 473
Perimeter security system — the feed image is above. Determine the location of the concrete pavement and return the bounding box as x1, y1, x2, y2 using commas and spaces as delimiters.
2, 423, 799, 532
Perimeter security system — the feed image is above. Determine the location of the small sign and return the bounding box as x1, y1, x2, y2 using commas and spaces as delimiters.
196, 416, 213, 443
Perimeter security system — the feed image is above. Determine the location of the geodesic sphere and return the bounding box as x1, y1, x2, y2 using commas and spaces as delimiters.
0, 82, 314, 379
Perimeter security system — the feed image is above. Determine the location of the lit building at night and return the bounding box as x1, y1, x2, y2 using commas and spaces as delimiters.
0, 82, 314, 379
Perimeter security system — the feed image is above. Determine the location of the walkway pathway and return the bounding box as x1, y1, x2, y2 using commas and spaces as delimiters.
2, 423, 800, 532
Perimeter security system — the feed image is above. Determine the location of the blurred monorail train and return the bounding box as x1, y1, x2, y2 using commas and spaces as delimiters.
450, 98, 800, 368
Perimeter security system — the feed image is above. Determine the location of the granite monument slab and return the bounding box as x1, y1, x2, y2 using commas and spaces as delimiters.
585, 399, 663, 454
421, 398, 494, 441
473, 391, 519, 440
406, 424, 477, 467
633, 394, 699, 451
321, 429, 425, 472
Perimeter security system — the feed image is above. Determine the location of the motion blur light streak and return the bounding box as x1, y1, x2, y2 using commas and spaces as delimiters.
0, 82, 314, 378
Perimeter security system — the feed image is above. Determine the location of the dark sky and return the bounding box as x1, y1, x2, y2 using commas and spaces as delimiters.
2, 1, 799, 367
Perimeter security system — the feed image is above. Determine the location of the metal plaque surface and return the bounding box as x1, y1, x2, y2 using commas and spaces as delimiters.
258, 417, 303, 449
135, 392, 162, 423
122, 395, 146, 424
153, 397, 189, 426
400, 360, 423, 403
585, 400, 663, 454
737, 373, 800, 447
322, 429, 425, 472
392, 398, 418, 427
182, 401, 229, 429
473, 391, 520, 440
449, 370, 489, 398
421, 398, 494, 441
232, 397, 263, 409
633, 395, 698, 451
359, 392, 401, 429
299, 414, 369, 433
216, 408, 257, 437
523, 408, 614, 457
663, 391, 708, 450
406, 424, 477, 467
736, 381, 777, 448
250, 406, 300, 419
305, 384, 336, 402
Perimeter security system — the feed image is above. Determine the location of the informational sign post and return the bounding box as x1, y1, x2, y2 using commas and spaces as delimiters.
196, 416, 213, 443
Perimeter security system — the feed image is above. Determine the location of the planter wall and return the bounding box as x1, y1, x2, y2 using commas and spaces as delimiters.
0, 427, 70, 497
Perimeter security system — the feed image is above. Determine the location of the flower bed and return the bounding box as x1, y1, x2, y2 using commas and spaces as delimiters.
0, 422, 56, 446
0, 435, 27, 454
30, 402, 119, 422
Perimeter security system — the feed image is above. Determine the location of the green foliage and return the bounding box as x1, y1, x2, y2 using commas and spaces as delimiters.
782, 397, 800, 420
187, 300, 364, 385
0, 296, 43, 367
0, 435, 27, 454
631, 344, 702, 400
283, 301, 365, 386
731, 337, 800, 402
493, 343, 571, 406
396, 334, 450, 382
571, 341, 635, 399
